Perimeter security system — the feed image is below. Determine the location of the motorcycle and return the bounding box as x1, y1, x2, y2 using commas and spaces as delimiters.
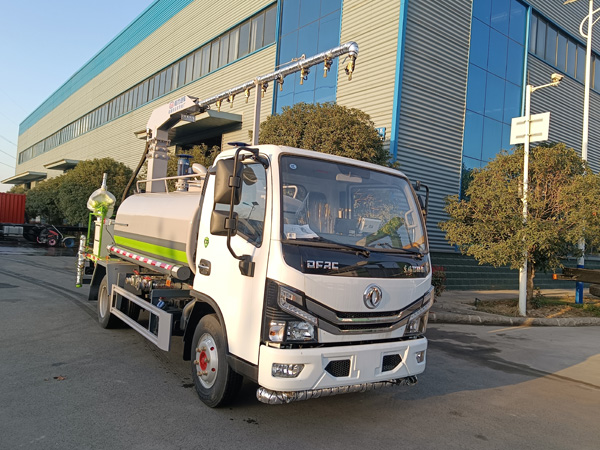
36, 225, 63, 247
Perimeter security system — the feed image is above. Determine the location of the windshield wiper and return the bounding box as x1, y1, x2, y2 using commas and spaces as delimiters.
282, 237, 370, 258
367, 245, 424, 258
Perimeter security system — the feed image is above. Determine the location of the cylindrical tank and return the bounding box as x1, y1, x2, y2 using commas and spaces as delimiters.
113, 191, 201, 267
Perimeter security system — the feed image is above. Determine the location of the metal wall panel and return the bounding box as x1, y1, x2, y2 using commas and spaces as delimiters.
17, 47, 276, 175
396, 0, 472, 250
527, 56, 600, 173
0, 193, 26, 224
337, 0, 401, 154
17, 0, 273, 154
528, 0, 600, 51
525, 0, 600, 174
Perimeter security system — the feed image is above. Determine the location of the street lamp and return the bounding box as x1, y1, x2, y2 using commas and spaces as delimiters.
518, 73, 563, 317
564, 0, 600, 304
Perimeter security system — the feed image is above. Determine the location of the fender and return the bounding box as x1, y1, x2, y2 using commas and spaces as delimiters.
183, 290, 258, 382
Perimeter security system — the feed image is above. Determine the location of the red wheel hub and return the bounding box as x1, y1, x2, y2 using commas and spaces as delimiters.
199, 351, 208, 371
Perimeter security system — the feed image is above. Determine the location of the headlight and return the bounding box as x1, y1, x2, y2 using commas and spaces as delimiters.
287, 321, 315, 341
404, 288, 433, 336
263, 280, 319, 344
268, 320, 315, 343
278, 286, 318, 327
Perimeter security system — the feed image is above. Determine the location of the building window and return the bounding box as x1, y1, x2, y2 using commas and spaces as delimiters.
529, 11, 600, 88
275, 0, 342, 113
462, 0, 527, 195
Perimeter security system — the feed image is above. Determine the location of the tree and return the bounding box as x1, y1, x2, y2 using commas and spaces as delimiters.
57, 158, 134, 225
440, 143, 600, 302
26, 158, 133, 225
137, 144, 220, 191
25, 176, 65, 224
9, 185, 28, 194
259, 102, 390, 165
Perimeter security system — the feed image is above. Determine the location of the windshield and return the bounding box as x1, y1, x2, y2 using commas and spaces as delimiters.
279, 155, 427, 254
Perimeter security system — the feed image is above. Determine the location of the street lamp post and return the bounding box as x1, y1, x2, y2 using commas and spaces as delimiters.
565, 0, 599, 304
518, 75, 563, 317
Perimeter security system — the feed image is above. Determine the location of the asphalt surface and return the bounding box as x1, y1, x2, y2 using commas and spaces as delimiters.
1, 242, 599, 449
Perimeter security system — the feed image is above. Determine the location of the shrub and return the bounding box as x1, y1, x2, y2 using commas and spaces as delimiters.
432, 266, 447, 298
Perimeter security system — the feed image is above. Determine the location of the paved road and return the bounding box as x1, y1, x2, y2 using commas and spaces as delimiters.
1, 250, 598, 449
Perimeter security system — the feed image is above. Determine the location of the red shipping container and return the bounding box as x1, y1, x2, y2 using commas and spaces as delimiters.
0, 192, 26, 224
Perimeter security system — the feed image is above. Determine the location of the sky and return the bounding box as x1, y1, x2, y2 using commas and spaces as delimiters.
0, 0, 156, 192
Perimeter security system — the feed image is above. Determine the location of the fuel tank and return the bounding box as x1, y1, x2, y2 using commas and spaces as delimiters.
113, 192, 202, 266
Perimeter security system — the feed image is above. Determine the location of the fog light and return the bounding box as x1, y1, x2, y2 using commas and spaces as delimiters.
287, 321, 314, 341
272, 363, 304, 378
415, 350, 426, 363
269, 321, 286, 342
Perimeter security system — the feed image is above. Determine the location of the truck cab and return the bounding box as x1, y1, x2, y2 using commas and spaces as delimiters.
187, 144, 432, 404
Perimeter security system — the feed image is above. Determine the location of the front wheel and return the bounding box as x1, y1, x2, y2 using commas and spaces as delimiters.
191, 314, 243, 407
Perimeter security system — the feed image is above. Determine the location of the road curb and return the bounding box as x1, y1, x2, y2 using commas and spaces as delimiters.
429, 310, 600, 327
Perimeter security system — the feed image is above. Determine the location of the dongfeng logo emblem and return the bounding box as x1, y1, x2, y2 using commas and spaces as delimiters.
363, 284, 383, 309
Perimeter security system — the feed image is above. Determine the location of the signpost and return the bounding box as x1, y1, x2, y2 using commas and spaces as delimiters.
510, 112, 550, 145
510, 75, 561, 316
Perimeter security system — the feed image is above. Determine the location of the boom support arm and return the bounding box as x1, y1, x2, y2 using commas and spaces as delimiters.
143, 41, 359, 192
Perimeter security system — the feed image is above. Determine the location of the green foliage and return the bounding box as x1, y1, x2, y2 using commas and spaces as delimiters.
440, 143, 600, 299
460, 163, 474, 199
58, 158, 133, 225
432, 266, 447, 298
531, 288, 544, 309
138, 144, 219, 191
259, 102, 390, 165
9, 185, 27, 194
26, 176, 65, 224
25, 158, 133, 225
165, 144, 219, 190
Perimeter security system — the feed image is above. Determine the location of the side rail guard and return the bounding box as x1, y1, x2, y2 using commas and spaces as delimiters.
111, 285, 173, 351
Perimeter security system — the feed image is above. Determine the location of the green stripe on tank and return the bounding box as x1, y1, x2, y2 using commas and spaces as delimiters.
114, 235, 188, 265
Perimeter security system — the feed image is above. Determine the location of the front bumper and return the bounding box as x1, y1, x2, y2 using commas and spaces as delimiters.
257, 337, 427, 393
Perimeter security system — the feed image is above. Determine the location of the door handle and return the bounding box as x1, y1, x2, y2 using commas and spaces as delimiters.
198, 259, 211, 276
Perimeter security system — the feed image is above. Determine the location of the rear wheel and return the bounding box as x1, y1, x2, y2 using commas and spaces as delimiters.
191, 314, 242, 407
127, 302, 141, 321
97, 276, 120, 329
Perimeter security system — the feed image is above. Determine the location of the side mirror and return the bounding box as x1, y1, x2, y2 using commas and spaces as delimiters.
214, 159, 242, 205
210, 210, 238, 236
413, 181, 429, 217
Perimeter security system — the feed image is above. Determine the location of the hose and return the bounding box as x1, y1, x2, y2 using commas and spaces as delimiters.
122, 140, 150, 203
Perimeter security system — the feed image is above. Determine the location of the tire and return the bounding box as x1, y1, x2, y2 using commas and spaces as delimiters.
191, 314, 243, 407
127, 302, 141, 321
97, 276, 120, 329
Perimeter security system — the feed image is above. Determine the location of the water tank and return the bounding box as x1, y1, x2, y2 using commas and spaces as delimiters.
113, 192, 201, 266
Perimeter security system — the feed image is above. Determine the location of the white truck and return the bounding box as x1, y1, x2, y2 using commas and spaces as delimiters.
78, 43, 433, 407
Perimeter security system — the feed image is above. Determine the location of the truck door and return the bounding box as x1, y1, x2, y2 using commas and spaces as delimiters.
194, 159, 271, 366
